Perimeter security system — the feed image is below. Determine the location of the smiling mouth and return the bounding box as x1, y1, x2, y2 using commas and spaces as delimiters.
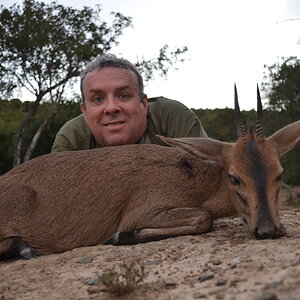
104, 121, 126, 127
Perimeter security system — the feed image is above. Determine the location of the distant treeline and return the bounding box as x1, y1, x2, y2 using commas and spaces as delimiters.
1, 99, 299, 185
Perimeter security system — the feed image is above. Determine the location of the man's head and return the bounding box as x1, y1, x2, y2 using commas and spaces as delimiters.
80, 54, 148, 147
80, 54, 145, 107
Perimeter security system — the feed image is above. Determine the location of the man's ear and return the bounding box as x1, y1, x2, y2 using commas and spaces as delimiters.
80, 102, 86, 113
142, 94, 148, 114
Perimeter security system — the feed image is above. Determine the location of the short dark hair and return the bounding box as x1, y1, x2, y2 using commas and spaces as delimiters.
80, 54, 144, 106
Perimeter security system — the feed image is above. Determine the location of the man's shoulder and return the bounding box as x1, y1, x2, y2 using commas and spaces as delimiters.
148, 96, 190, 117
149, 96, 181, 105
56, 114, 91, 145
63, 114, 87, 128
146, 96, 207, 138
149, 96, 187, 110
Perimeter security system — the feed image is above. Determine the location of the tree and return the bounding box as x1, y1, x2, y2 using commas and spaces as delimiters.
263, 56, 300, 185
262, 56, 300, 122
0, 98, 26, 174
0, 98, 81, 175
0, 0, 187, 166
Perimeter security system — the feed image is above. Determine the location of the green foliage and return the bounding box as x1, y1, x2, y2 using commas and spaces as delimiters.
0, 0, 132, 99
263, 56, 300, 185
286, 187, 300, 207
0, 99, 80, 174
263, 56, 300, 121
281, 146, 300, 185
192, 108, 257, 142
135, 44, 188, 81
23, 101, 81, 158
0, 99, 25, 173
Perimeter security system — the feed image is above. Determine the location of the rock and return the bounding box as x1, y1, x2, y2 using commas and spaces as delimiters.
215, 279, 227, 286
165, 280, 177, 289
145, 259, 163, 266
255, 292, 278, 300
193, 292, 206, 298
208, 259, 222, 265
85, 275, 100, 286
227, 257, 241, 268
198, 274, 214, 282
77, 257, 93, 264
263, 280, 283, 289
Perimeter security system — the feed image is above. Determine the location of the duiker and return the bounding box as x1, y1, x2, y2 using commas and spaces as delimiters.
0, 85, 299, 259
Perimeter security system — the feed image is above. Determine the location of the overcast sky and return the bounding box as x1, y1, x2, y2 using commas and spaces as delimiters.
1, 0, 300, 110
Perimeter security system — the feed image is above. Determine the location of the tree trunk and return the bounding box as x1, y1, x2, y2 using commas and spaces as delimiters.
13, 111, 35, 167
23, 104, 63, 163
13, 96, 43, 167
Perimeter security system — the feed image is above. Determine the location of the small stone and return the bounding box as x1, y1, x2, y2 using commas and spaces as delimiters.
77, 257, 93, 264
215, 279, 227, 286
145, 259, 163, 266
165, 281, 177, 289
193, 292, 206, 298
263, 280, 283, 289
209, 259, 222, 265
258, 265, 264, 271
198, 274, 214, 282
227, 257, 241, 268
255, 293, 278, 300
85, 275, 100, 286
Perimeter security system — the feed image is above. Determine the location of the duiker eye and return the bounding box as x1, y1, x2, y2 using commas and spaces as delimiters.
228, 174, 241, 186
276, 172, 284, 182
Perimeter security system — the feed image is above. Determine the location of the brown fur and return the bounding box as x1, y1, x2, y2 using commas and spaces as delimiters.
0, 120, 299, 257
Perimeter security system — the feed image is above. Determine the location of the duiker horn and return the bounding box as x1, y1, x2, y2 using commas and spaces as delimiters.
234, 84, 246, 138
255, 84, 264, 139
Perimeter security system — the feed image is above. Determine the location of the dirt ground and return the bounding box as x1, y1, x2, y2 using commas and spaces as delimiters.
1, 185, 300, 300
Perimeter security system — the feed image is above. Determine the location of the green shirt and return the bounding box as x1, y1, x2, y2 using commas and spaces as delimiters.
51, 97, 207, 152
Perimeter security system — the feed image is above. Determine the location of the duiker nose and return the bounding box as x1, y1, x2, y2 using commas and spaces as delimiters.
254, 225, 276, 239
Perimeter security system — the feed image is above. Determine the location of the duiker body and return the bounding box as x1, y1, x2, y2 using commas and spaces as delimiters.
0, 87, 299, 259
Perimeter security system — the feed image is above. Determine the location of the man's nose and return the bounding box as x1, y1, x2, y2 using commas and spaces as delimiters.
104, 97, 121, 114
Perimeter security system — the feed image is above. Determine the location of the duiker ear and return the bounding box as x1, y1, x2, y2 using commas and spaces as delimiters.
157, 135, 231, 162
267, 120, 300, 156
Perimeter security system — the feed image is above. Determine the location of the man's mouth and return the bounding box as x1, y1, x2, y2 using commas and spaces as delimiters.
104, 121, 126, 127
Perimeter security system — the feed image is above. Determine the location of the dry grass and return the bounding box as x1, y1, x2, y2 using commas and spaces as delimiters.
101, 260, 146, 296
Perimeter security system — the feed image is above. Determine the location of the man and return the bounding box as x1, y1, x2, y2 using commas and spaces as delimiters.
51, 54, 207, 152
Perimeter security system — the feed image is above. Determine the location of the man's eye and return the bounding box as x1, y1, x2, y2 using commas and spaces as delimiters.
93, 96, 104, 102
119, 93, 129, 99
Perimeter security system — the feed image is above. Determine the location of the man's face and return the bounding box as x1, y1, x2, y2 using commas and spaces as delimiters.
81, 67, 148, 147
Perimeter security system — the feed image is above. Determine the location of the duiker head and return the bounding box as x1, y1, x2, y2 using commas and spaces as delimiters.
158, 85, 300, 239
226, 85, 285, 238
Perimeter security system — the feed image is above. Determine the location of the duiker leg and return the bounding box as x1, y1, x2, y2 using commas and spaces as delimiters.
14, 237, 37, 259
104, 207, 213, 245
0, 237, 36, 259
